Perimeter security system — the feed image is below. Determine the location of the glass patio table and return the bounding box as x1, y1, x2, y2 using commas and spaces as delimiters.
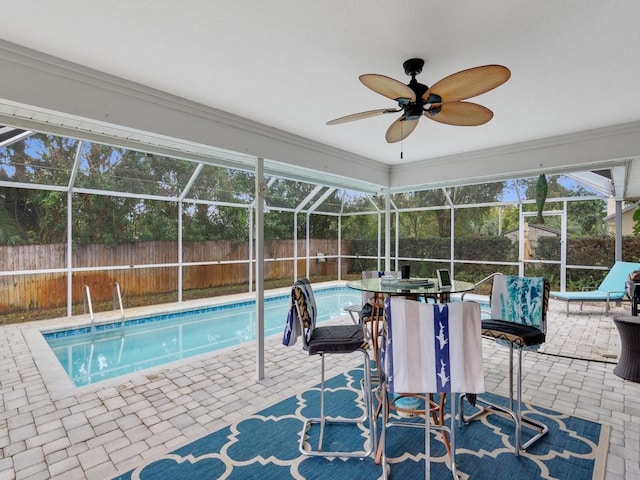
346, 277, 475, 303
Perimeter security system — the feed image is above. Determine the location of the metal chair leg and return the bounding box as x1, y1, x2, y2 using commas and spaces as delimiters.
381, 389, 459, 479
299, 350, 375, 458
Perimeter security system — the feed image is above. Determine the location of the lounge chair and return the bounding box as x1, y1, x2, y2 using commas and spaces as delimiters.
550, 261, 640, 314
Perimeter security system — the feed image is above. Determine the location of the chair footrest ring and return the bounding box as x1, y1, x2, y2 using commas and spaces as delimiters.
299, 417, 373, 458
458, 394, 548, 455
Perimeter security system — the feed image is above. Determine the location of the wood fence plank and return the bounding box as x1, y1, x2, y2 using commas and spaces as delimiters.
0, 239, 349, 314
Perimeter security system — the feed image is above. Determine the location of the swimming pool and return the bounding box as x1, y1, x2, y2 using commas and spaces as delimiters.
43, 287, 362, 387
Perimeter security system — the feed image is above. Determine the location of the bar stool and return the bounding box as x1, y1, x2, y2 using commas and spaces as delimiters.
459, 275, 550, 454
379, 297, 484, 479
282, 278, 376, 457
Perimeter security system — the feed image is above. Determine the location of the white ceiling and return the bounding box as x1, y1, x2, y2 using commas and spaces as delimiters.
2, 0, 640, 197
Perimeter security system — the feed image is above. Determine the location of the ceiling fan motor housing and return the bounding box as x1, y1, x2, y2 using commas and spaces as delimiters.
401, 58, 433, 120
404, 80, 428, 120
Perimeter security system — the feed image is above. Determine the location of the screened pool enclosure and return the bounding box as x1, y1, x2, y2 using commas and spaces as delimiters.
1, 125, 624, 320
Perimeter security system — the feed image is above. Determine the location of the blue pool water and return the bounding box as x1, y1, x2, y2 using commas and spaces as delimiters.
43, 287, 362, 387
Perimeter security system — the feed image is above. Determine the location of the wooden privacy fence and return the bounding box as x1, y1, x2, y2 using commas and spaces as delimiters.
0, 239, 349, 314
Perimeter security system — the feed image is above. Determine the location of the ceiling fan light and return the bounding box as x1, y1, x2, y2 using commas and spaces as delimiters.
405, 103, 424, 120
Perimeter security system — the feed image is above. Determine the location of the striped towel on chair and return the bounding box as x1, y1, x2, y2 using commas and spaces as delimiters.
384, 298, 484, 395
282, 278, 317, 347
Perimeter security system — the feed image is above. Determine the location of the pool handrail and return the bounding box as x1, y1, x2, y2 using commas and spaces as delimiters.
83, 284, 95, 334
460, 272, 503, 301
113, 282, 125, 328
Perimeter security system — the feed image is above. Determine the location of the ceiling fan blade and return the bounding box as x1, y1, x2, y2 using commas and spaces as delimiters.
424, 101, 493, 126
360, 74, 416, 102
386, 117, 419, 143
424, 65, 511, 103
326, 108, 399, 125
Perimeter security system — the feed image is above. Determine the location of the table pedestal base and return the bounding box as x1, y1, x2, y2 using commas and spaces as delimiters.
613, 316, 640, 382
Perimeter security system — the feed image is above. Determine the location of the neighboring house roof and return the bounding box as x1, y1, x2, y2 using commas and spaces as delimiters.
503, 224, 561, 237
604, 203, 637, 222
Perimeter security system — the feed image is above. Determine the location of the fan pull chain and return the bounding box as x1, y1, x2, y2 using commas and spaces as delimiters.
400, 123, 404, 160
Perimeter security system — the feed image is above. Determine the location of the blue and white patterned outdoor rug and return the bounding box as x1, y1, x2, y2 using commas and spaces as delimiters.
113, 366, 609, 479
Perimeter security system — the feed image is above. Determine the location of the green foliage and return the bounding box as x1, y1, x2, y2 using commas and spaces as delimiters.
342, 214, 379, 240
264, 210, 291, 240
351, 236, 517, 280
395, 184, 504, 238
0, 134, 614, 253
567, 199, 607, 236
500, 206, 520, 233
536, 236, 562, 261
1, 134, 79, 244
632, 205, 640, 236
348, 235, 640, 291
566, 270, 604, 291
0, 205, 21, 245
567, 237, 616, 265
622, 236, 640, 260
397, 209, 440, 238
521, 176, 607, 234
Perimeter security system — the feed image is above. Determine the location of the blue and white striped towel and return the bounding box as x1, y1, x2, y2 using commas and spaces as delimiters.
384, 298, 484, 394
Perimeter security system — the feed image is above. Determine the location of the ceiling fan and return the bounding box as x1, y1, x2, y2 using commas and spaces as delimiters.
327, 58, 511, 143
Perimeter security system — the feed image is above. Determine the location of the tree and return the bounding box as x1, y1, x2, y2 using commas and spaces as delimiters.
0, 205, 20, 245
567, 199, 607, 236
632, 205, 640, 236
500, 205, 520, 234
0, 133, 80, 244
395, 183, 505, 238
0, 131, 611, 251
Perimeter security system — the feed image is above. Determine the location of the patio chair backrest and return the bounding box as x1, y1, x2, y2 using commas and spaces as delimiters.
293, 278, 317, 349
490, 275, 549, 336
282, 278, 317, 349
598, 261, 640, 293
